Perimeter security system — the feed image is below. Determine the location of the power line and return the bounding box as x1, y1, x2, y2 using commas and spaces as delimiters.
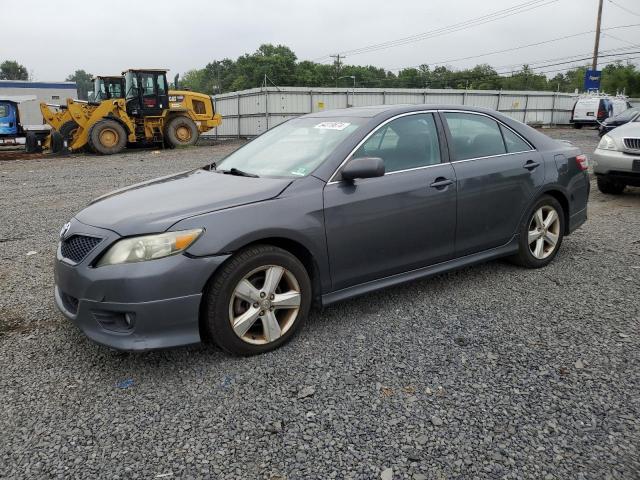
607, 0, 640, 17
312, 0, 558, 62
387, 23, 640, 73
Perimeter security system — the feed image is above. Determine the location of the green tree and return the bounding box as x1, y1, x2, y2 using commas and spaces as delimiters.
66, 70, 93, 100
0, 60, 29, 80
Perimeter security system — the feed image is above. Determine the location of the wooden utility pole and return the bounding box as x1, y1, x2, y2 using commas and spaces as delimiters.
330, 54, 344, 86
592, 0, 604, 71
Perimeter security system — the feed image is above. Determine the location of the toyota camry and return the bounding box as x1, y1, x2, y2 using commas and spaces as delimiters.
54, 105, 590, 355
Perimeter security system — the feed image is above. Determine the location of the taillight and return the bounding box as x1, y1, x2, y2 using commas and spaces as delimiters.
575, 154, 589, 171
598, 108, 606, 118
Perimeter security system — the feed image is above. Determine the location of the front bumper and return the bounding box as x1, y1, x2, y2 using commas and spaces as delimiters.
592, 148, 640, 186
54, 219, 230, 351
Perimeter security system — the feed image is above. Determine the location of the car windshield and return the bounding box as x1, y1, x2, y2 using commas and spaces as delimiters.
216, 117, 364, 177
613, 108, 638, 122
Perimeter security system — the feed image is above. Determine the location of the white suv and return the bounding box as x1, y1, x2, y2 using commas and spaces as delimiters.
593, 121, 640, 194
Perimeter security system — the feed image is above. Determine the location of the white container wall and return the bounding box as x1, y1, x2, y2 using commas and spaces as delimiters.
210, 87, 579, 137
0, 80, 78, 125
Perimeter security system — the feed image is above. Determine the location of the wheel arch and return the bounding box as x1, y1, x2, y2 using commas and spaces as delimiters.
197, 236, 322, 344
102, 114, 131, 135
529, 187, 571, 235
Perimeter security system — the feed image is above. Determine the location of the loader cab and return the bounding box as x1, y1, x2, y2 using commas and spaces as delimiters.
123, 69, 169, 117
92, 76, 125, 102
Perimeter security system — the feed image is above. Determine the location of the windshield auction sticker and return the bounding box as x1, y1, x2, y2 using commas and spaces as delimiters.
314, 122, 351, 130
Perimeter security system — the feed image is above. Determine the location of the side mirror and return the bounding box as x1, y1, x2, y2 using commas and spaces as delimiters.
341, 157, 385, 182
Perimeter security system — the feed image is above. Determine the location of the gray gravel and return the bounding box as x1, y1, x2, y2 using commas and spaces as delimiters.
1, 130, 639, 479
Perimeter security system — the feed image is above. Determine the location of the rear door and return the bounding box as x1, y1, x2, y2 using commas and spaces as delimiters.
440, 111, 544, 257
323, 112, 457, 291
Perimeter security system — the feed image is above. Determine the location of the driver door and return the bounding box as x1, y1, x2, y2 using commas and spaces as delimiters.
323, 113, 457, 291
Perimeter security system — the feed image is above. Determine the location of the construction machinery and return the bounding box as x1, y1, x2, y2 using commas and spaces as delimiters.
38, 75, 124, 148
39, 69, 222, 155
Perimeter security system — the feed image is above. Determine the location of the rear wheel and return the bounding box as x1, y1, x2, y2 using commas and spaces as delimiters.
25, 132, 41, 153
510, 195, 564, 268
88, 119, 127, 155
164, 116, 199, 147
597, 176, 625, 195
204, 245, 311, 356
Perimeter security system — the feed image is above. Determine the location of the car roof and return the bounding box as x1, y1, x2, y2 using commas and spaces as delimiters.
305, 104, 508, 118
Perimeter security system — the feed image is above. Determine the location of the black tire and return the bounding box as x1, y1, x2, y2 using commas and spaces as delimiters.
25, 132, 41, 153
203, 245, 312, 356
88, 119, 127, 155
58, 120, 79, 143
509, 195, 565, 269
597, 175, 625, 195
164, 116, 199, 147
573, 123, 583, 129
50, 131, 64, 153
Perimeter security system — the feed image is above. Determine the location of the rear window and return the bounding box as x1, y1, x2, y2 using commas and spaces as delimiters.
0, 105, 8, 117
443, 112, 506, 160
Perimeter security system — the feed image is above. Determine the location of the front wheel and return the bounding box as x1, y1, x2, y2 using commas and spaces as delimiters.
510, 195, 564, 268
203, 245, 312, 356
88, 119, 127, 155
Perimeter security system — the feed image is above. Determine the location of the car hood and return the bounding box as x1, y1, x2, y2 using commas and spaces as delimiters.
607, 121, 640, 139
76, 169, 293, 236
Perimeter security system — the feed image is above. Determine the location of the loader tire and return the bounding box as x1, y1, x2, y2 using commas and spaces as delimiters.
88, 119, 127, 155
165, 116, 199, 147
58, 121, 79, 144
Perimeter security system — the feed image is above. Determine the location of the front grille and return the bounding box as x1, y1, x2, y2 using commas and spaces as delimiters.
61, 235, 102, 263
623, 138, 640, 150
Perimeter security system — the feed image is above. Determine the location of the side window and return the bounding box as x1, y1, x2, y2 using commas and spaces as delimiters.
141, 74, 155, 96
352, 113, 441, 173
157, 74, 167, 95
443, 112, 506, 161
500, 125, 531, 153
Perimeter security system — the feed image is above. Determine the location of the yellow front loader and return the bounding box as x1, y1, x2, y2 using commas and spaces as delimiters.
40, 69, 222, 155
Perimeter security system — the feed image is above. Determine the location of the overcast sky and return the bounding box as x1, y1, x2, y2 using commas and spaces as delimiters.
2, 0, 638, 82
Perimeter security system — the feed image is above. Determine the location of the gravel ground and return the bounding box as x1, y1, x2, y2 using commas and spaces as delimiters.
1, 129, 639, 479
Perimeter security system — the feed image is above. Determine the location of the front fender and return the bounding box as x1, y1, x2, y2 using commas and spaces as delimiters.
172, 176, 331, 292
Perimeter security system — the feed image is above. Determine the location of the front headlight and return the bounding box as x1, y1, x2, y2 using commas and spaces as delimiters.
597, 134, 617, 150
96, 229, 203, 267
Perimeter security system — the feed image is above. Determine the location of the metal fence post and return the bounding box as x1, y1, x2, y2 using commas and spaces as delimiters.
463, 91, 467, 105
550, 92, 557, 126
265, 89, 269, 131
423, 90, 427, 104
382, 91, 386, 105
309, 90, 313, 113
496, 91, 502, 111
213, 96, 218, 141
523, 94, 529, 124
237, 94, 241, 139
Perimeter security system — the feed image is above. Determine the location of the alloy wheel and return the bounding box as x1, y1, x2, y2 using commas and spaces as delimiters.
527, 205, 560, 260
228, 265, 302, 345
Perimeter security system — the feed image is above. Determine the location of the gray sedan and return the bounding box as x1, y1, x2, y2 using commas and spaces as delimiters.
54, 105, 590, 355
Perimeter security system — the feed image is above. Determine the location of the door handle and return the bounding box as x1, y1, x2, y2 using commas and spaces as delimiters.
523, 160, 540, 171
430, 177, 453, 189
